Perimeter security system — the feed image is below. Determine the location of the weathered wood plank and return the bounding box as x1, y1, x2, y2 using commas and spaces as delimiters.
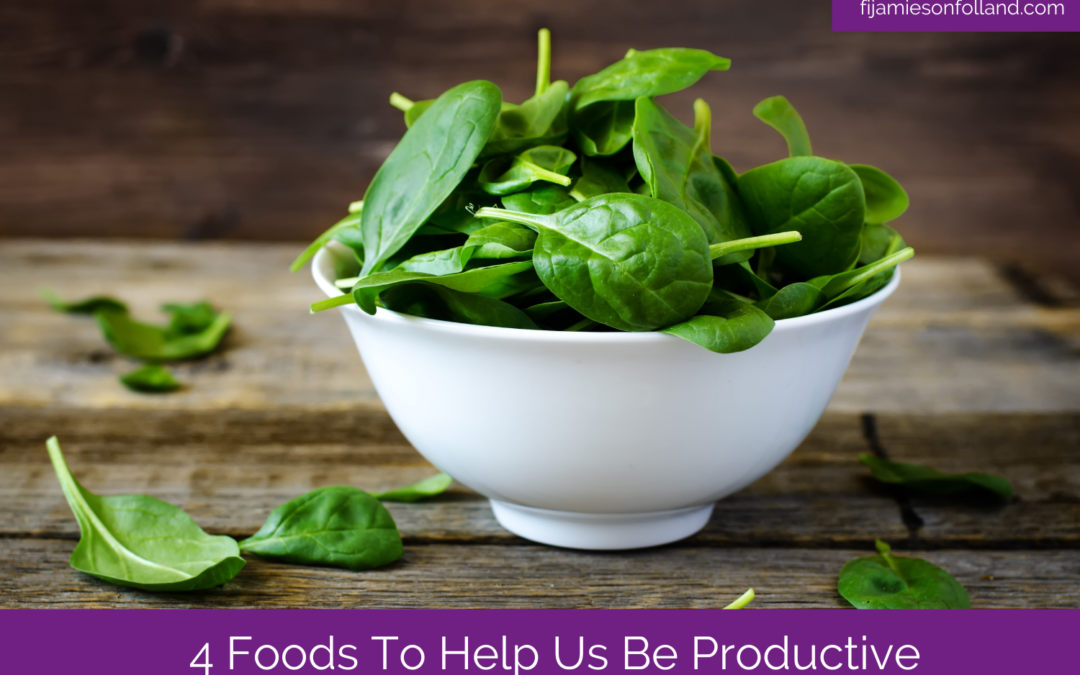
2, 242, 1079, 413
1, 540, 1075, 609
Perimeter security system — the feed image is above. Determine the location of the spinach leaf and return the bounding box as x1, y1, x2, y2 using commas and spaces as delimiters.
502, 184, 577, 215
755, 282, 823, 320
723, 589, 755, 609
752, 96, 812, 158
632, 98, 754, 257
46, 437, 245, 591
41, 287, 128, 315
838, 540, 971, 609
317, 260, 537, 315
478, 146, 577, 195
374, 472, 454, 503
850, 164, 909, 226
119, 364, 180, 393
811, 247, 913, 301
738, 157, 866, 278
859, 454, 1013, 502
380, 283, 540, 329
240, 486, 402, 571
569, 156, 631, 202
464, 222, 537, 259
859, 222, 906, 265
476, 193, 713, 331
360, 80, 502, 276
570, 48, 729, 156
661, 291, 775, 354
162, 301, 218, 336
94, 306, 232, 362
290, 208, 362, 273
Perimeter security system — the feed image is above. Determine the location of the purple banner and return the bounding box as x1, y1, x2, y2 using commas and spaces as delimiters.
1, 609, 1076, 674
833, 0, 1079, 31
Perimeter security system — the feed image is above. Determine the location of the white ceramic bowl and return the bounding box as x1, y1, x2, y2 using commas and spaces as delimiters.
313, 242, 899, 550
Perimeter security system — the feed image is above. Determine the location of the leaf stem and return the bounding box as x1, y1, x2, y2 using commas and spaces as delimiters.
723, 588, 755, 609
310, 294, 356, 314
710, 231, 801, 261
535, 28, 551, 97
389, 92, 415, 112
474, 207, 544, 231
820, 247, 914, 299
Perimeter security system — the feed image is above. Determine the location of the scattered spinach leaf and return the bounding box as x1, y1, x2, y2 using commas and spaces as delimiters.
119, 364, 180, 393
41, 288, 128, 315
838, 540, 971, 609
239, 486, 402, 571
95, 306, 232, 362
45, 436, 245, 591
374, 472, 454, 503
859, 454, 1013, 502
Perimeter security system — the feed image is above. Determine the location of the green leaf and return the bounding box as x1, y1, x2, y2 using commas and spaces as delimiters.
501, 184, 577, 216
752, 96, 812, 158
481, 81, 570, 158
240, 486, 402, 571
850, 164, 910, 225
738, 157, 866, 278
859, 222, 906, 265
360, 80, 502, 276
632, 98, 754, 256
859, 454, 1013, 502
94, 307, 232, 362
161, 301, 218, 337
755, 282, 823, 320
374, 473, 454, 503
661, 293, 775, 354
333, 260, 537, 315
45, 437, 245, 591
477, 193, 713, 332
380, 283, 541, 330
570, 48, 730, 156
838, 540, 971, 609
119, 364, 180, 393
464, 222, 537, 259
569, 156, 631, 202
478, 146, 577, 195
41, 287, 127, 315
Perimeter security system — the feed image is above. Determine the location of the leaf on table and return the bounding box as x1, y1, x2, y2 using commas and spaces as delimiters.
119, 364, 181, 393
859, 454, 1013, 502
838, 540, 971, 609
374, 473, 454, 503
240, 486, 403, 571
45, 437, 245, 591
40, 287, 128, 315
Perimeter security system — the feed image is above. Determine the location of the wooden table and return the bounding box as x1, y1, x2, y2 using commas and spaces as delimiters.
1, 240, 1078, 608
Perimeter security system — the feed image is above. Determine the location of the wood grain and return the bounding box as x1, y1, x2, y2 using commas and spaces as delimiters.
0, 1, 1079, 282
1, 540, 1075, 609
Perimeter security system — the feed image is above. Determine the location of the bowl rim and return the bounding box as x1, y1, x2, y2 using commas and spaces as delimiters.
312, 241, 900, 342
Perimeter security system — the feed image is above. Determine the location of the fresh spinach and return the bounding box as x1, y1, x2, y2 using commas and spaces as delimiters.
859, 454, 1013, 502
46, 437, 245, 591
476, 193, 713, 331
632, 97, 754, 253
502, 184, 577, 215
723, 588, 755, 609
838, 540, 971, 609
738, 157, 866, 278
374, 472, 454, 503
571, 48, 730, 156
40, 288, 127, 315
360, 80, 502, 276
302, 30, 915, 352
478, 146, 577, 195
240, 486, 402, 571
119, 364, 180, 393
752, 96, 812, 158
95, 306, 232, 362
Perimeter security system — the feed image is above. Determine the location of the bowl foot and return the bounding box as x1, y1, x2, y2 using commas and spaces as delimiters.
489, 500, 715, 550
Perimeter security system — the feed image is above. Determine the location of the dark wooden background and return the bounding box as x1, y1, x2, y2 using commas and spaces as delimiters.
2, 0, 1078, 280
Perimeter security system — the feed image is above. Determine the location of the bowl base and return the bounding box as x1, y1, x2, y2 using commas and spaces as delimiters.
489, 500, 715, 550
